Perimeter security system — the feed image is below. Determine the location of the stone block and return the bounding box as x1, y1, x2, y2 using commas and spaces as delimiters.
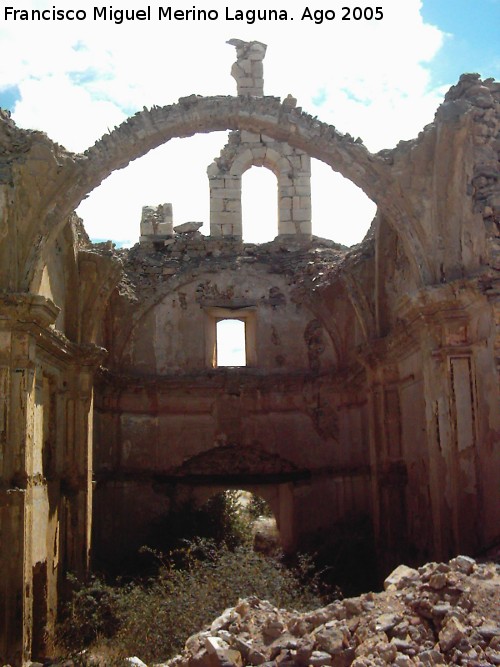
248, 42, 266, 59
174, 221, 203, 233
217, 212, 239, 225
224, 201, 241, 214
160, 203, 173, 221
294, 186, 311, 197
210, 199, 225, 213
252, 61, 264, 77
294, 176, 312, 188
292, 209, 311, 222
210, 224, 223, 237
140, 221, 154, 236
251, 147, 267, 160
231, 149, 254, 174
221, 223, 240, 237
383, 564, 419, 590
207, 162, 220, 177
240, 60, 252, 74
261, 134, 275, 145
280, 143, 295, 156
276, 160, 292, 175
210, 178, 226, 188
297, 221, 312, 235
224, 176, 241, 186
241, 131, 260, 143
211, 188, 240, 199
141, 205, 155, 222
278, 221, 297, 235
157, 222, 173, 236
237, 77, 255, 88
300, 154, 311, 170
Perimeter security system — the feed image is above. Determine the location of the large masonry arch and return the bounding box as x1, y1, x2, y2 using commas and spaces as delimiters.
14, 96, 435, 292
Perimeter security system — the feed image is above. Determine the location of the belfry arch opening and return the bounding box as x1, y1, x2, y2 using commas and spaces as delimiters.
241, 167, 279, 243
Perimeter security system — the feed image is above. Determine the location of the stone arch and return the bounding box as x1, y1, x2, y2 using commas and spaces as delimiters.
173, 445, 303, 552
207, 130, 311, 239
16, 96, 432, 290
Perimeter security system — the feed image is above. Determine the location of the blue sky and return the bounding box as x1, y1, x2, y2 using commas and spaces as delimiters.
420, 0, 500, 86
0, 0, 497, 246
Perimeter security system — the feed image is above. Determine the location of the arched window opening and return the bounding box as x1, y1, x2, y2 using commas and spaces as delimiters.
241, 167, 278, 243
216, 319, 246, 367
311, 159, 376, 246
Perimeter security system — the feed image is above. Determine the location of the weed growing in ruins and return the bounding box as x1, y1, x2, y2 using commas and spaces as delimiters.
56, 492, 340, 663
56, 542, 327, 664
248, 493, 273, 519
143, 490, 253, 563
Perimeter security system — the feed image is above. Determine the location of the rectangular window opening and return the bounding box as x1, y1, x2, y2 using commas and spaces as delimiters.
216, 318, 246, 367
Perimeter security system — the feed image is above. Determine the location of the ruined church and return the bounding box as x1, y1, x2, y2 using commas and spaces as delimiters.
0, 40, 499, 666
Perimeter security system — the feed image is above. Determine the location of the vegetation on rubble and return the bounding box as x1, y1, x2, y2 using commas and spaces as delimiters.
56, 492, 331, 664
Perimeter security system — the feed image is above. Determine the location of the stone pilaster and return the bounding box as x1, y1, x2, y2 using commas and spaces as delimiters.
361, 281, 498, 569
0, 294, 58, 665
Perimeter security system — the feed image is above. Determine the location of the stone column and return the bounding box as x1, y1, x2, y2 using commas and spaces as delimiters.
227, 39, 267, 97
206, 163, 242, 238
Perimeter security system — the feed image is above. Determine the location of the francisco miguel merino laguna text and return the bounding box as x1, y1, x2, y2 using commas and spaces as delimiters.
4, 5, 293, 24
4, 5, 386, 23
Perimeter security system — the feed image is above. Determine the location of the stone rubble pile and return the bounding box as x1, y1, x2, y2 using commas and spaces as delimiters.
108, 235, 346, 299
156, 556, 500, 667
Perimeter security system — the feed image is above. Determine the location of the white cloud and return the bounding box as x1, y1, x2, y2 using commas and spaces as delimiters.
13, 75, 127, 151
2, 0, 449, 245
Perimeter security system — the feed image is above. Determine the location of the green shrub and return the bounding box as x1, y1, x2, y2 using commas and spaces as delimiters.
145, 491, 252, 561
247, 494, 273, 519
57, 574, 121, 649
57, 541, 326, 664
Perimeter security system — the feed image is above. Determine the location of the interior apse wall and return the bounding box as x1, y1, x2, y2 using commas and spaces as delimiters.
110, 269, 338, 375
92, 262, 374, 566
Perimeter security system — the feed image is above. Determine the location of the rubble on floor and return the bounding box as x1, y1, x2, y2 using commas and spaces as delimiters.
160, 556, 499, 667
